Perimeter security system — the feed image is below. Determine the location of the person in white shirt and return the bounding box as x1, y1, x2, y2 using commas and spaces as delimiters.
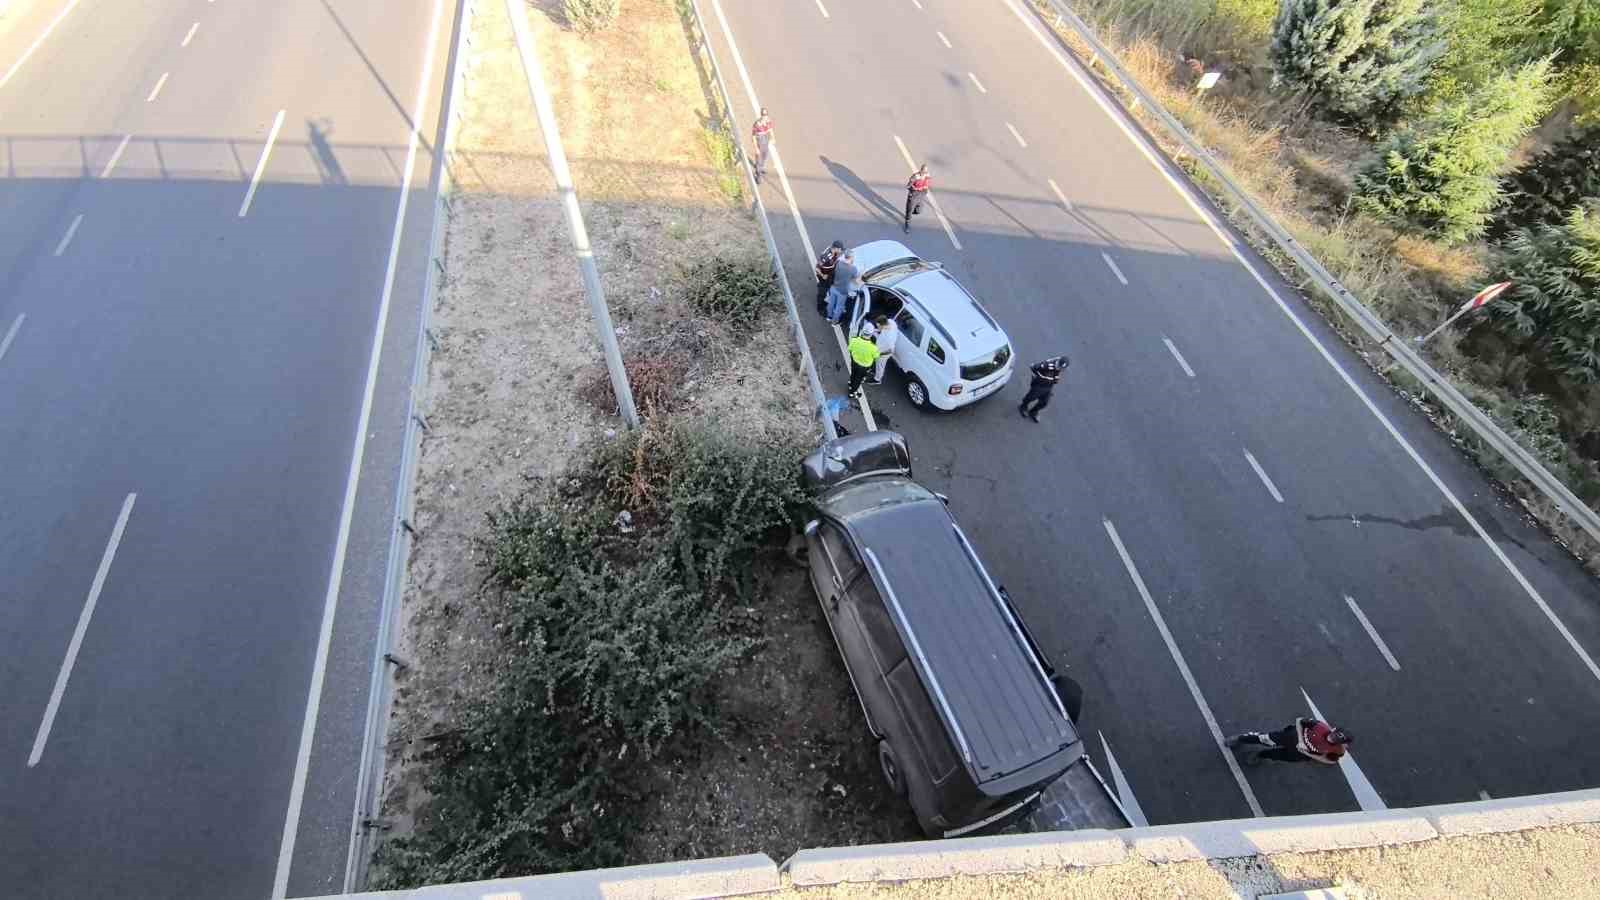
871, 314, 897, 384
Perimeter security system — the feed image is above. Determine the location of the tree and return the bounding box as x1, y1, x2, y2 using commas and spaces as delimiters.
1270, 0, 1447, 126
1430, 0, 1544, 104
1492, 125, 1600, 236
1354, 59, 1557, 243
1489, 203, 1600, 383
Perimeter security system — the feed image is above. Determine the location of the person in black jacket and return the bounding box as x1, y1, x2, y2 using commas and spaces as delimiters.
814, 240, 844, 316
1019, 355, 1068, 422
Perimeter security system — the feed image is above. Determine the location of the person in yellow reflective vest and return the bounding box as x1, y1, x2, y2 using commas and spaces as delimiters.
847, 331, 880, 397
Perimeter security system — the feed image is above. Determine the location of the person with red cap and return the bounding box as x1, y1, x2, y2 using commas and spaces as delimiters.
1227, 718, 1352, 766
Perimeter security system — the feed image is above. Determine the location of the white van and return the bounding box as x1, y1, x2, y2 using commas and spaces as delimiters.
849, 241, 1015, 411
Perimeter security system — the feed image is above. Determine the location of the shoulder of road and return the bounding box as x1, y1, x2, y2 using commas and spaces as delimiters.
316, 788, 1600, 899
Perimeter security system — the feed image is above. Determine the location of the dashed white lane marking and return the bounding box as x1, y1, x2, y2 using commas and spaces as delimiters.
910, 0, 922, 8
813, 0, 829, 18
0, 313, 25, 366
1243, 449, 1285, 504
708, 0, 880, 431
1345, 596, 1401, 671
1100, 251, 1127, 285
239, 109, 285, 217
146, 72, 169, 102
1104, 519, 1264, 817
1000, 0, 1600, 689
99, 134, 132, 178
1478, 789, 1492, 800
1162, 336, 1195, 378
0, 0, 82, 93
936, 30, 951, 48
1047, 177, 1073, 212
968, 71, 987, 93
29, 493, 137, 767
182, 22, 199, 46
892, 134, 962, 251
1099, 732, 1149, 827
1302, 688, 1386, 811
53, 213, 83, 256
1006, 121, 1028, 147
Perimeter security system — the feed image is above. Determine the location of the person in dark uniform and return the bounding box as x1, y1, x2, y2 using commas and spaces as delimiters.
1019, 355, 1068, 422
814, 240, 844, 317
903, 164, 931, 233
750, 108, 774, 182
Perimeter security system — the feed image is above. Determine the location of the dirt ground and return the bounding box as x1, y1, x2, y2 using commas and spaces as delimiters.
377, 0, 897, 871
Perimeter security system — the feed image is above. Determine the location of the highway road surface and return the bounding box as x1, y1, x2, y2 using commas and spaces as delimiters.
0, 0, 457, 896
703, 0, 1600, 827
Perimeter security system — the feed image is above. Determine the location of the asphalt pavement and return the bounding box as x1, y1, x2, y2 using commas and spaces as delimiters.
0, 0, 455, 896
703, 0, 1600, 826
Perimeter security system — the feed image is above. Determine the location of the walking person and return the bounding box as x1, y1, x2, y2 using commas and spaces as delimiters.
1227, 718, 1352, 767
815, 240, 844, 317
903, 164, 931, 233
871, 314, 897, 384
1019, 355, 1069, 422
847, 329, 881, 397
750, 108, 774, 183
826, 252, 859, 323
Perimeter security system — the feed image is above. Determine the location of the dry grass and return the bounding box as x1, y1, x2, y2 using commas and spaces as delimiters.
1035, 2, 1600, 570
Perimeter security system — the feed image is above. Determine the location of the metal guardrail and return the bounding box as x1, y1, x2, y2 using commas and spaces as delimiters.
344, 0, 477, 890
680, 0, 836, 442
1033, 0, 1600, 546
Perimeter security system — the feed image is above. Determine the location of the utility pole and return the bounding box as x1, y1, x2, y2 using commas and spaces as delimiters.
505, 0, 639, 428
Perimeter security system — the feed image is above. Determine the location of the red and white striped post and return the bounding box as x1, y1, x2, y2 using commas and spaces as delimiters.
1414, 281, 1513, 345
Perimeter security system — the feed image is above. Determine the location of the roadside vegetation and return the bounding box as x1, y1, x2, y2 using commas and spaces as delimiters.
1039, 0, 1600, 567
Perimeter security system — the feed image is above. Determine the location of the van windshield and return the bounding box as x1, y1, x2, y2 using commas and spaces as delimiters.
960, 343, 1011, 381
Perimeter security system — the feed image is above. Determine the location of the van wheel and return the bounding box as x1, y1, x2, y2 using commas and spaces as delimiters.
878, 741, 908, 797
905, 376, 930, 409
1051, 673, 1084, 724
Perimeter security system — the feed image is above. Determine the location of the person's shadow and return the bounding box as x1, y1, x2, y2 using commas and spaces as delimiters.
820, 155, 903, 224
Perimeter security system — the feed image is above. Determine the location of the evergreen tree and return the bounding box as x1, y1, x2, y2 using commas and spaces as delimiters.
1430, 0, 1543, 104
1489, 202, 1600, 383
1270, 0, 1447, 126
1354, 59, 1557, 243
1492, 126, 1600, 236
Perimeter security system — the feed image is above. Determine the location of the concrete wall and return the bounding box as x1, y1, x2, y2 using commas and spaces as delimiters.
320, 788, 1600, 898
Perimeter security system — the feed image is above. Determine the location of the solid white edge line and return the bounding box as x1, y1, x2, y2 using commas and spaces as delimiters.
99, 134, 132, 178
1302, 687, 1386, 811
1345, 595, 1401, 671
910, 0, 922, 8
1002, 0, 1600, 687
28, 493, 136, 767
1243, 449, 1285, 504
0, 0, 82, 93
1161, 336, 1195, 378
239, 109, 286, 217
1098, 731, 1150, 827
710, 0, 880, 431
1103, 518, 1264, 817
813, 0, 829, 19
968, 71, 987, 93
892, 134, 962, 251
52, 213, 83, 257
1005, 121, 1027, 147
1047, 176, 1073, 211
937, 30, 951, 48
0, 313, 26, 365
269, 0, 446, 892
182, 22, 199, 47
1100, 251, 1127, 285
146, 72, 169, 103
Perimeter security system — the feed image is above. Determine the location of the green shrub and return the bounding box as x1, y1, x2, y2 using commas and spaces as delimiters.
371, 422, 810, 888
1270, 0, 1446, 127
1489, 203, 1600, 383
564, 0, 621, 32
1354, 59, 1556, 243
1429, 0, 1543, 104
681, 255, 779, 326
1493, 126, 1600, 236
1213, 0, 1279, 46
